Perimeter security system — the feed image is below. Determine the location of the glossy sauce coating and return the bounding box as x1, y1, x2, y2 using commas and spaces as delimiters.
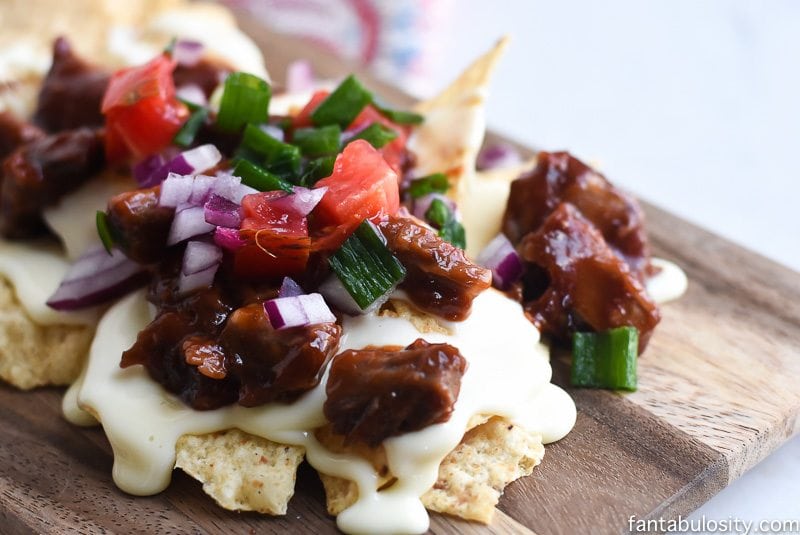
324, 338, 466, 446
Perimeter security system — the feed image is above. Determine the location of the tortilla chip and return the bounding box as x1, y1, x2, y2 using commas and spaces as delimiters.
318, 416, 544, 524
175, 429, 305, 516
379, 298, 452, 335
0, 275, 93, 389
461, 156, 537, 258
409, 37, 509, 197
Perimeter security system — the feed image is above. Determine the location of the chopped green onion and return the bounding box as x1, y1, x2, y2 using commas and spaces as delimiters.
571, 327, 638, 391
347, 123, 398, 149
173, 108, 209, 148
233, 159, 293, 192
178, 97, 203, 113
374, 103, 424, 125
425, 198, 466, 249
408, 173, 449, 198
216, 72, 271, 132
240, 124, 301, 181
329, 220, 406, 310
300, 155, 336, 187
311, 75, 372, 128
96, 211, 115, 254
293, 125, 341, 157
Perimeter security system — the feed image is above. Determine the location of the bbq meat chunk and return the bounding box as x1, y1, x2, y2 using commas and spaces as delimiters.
379, 216, 491, 321
173, 58, 232, 98
34, 37, 110, 132
1, 128, 104, 238
519, 203, 660, 352
220, 303, 342, 407
503, 151, 652, 279
324, 339, 467, 446
0, 112, 43, 159
106, 186, 174, 264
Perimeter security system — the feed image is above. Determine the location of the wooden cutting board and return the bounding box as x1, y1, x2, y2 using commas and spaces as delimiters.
2, 23, 799, 535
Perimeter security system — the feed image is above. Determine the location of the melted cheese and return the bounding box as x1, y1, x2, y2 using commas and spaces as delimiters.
647, 258, 688, 304
0, 239, 100, 326
66, 288, 576, 534
43, 172, 136, 261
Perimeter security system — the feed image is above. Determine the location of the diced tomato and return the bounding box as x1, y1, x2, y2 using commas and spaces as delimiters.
347, 105, 409, 175
292, 90, 330, 128
313, 140, 399, 234
102, 55, 188, 160
234, 192, 312, 279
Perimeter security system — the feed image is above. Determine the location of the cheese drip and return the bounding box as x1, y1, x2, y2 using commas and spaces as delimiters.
66, 288, 576, 535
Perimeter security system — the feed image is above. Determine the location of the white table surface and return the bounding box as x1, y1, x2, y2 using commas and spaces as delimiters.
425, 0, 800, 526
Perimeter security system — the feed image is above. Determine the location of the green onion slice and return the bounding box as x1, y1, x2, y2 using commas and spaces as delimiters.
571, 327, 638, 391
293, 125, 341, 157
329, 220, 406, 310
374, 102, 424, 125
300, 155, 336, 187
425, 198, 466, 249
216, 72, 271, 132
96, 211, 115, 254
311, 75, 372, 128
233, 159, 293, 192
173, 108, 209, 148
240, 124, 301, 181
408, 173, 449, 198
347, 123, 398, 149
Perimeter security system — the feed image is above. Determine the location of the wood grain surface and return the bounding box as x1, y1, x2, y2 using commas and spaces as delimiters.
1, 21, 799, 535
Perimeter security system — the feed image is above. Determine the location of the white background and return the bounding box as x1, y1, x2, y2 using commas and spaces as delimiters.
429, 0, 799, 525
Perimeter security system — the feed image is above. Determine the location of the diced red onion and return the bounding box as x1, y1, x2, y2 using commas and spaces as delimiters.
46, 247, 147, 310
143, 144, 222, 187
188, 174, 215, 205
264, 293, 336, 329
286, 60, 315, 94
214, 227, 247, 251
476, 233, 524, 290
168, 205, 215, 245
178, 263, 219, 295
176, 84, 208, 107
204, 194, 242, 228
160, 173, 194, 207
476, 142, 523, 171
133, 154, 165, 186
271, 186, 327, 217
412, 192, 457, 221
173, 39, 204, 67
260, 124, 285, 142
279, 277, 304, 298
182, 240, 223, 275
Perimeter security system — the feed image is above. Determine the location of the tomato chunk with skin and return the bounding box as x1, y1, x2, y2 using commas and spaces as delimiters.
313, 140, 399, 233
102, 55, 188, 159
292, 90, 329, 128
347, 105, 409, 175
235, 192, 311, 279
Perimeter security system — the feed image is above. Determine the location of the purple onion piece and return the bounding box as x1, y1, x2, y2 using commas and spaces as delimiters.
264, 293, 336, 330
476, 142, 523, 171
204, 194, 243, 228
271, 186, 328, 217
176, 84, 208, 107
476, 233, 524, 290
214, 227, 247, 251
168, 205, 215, 245
182, 241, 223, 275
173, 39, 205, 67
286, 60, 315, 94
160, 173, 194, 207
279, 277, 304, 298
46, 247, 147, 310
144, 144, 222, 187
178, 263, 218, 295
133, 154, 166, 186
